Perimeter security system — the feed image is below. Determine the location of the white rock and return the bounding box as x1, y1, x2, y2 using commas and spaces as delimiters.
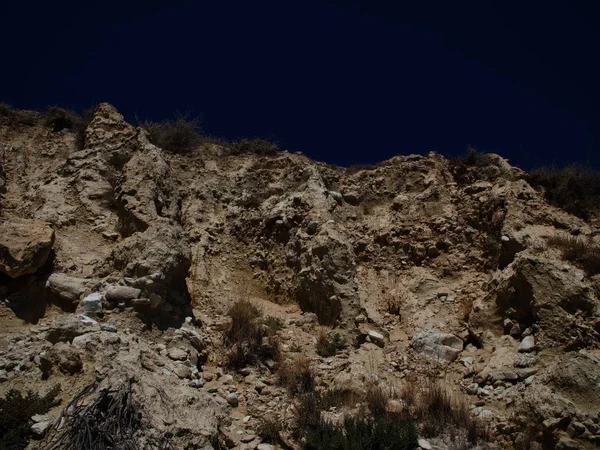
367, 330, 385, 347
518, 335, 535, 353
418, 439, 433, 449
78, 292, 103, 313
410, 329, 464, 364
226, 392, 239, 407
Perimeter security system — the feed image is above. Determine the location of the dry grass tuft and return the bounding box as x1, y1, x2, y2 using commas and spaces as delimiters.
280, 355, 315, 394
229, 138, 279, 156
366, 384, 389, 418
528, 164, 600, 221
546, 234, 600, 275
224, 299, 280, 370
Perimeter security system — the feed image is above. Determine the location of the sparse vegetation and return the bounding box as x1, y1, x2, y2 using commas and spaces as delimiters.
0, 385, 60, 450
142, 114, 203, 154
316, 329, 347, 357
528, 164, 600, 221
280, 355, 315, 394
545, 234, 600, 275
223, 299, 280, 370
0, 103, 40, 127
229, 138, 279, 156
43, 107, 83, 132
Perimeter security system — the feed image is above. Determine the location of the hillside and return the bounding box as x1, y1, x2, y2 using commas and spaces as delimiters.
1, 104, 600, 450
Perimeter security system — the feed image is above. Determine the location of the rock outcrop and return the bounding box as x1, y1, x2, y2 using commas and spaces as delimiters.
0, 218, 54, 278
2, 103, 600, 449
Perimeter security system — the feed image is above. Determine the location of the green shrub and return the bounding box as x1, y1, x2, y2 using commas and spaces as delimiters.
257, 418, 283, 445
316, 330, 347, 357
546, 234, 600, 276
0, 385, 60, 450
263, 316, 283, 336
229, 138, 279, 156
528, 164, 600, 221
142, 114, 203, 154
303, 415, 418, 450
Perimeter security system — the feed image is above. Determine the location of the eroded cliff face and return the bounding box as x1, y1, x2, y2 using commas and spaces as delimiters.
1, 104, 600, 449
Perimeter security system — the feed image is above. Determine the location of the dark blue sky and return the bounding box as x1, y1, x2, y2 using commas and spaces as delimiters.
2, 1, 598, 169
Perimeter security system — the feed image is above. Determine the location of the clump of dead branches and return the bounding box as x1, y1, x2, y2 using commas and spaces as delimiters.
45, 379, 142, 450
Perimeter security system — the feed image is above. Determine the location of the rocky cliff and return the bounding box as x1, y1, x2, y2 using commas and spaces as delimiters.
1, 104, 599, 449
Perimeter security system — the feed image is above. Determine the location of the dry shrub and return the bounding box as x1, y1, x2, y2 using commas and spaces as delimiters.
142, 114, 202, 154
224, 299, 279, 370
528, 164, 600, 221
224, 299, 261, 346
229, 138, 279, 156
44, 107, 83, 132
366, 384, 389, 418
280, 355, 315, 394
417, 382, 486, 443
546, 234, 600, 275
46, 380, 141, 450
0, 103, 40, 127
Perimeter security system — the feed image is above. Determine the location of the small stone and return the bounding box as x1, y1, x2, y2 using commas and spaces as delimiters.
105, 285, 141, 302
189, 379, 204, 389
466, 383, 479, 395
367, 330, 385, 347
575, 272, 584, 281
501, 235, 510, 242
220, 374, 234, 385
167, 348, 188, 361
572, 422, 587, 434
226, 392, 239, 407
355, 314, 367, 323
519, 336, 535, 353
418, 439, 433, 449
173, 365, 192, 379
31, 420, 52, 436
257, 445, 274, 450
78, 292, 103, 313
307, 221, 319, 235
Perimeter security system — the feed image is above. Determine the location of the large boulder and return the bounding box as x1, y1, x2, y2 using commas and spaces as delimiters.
410, 328, 464, 364
46, 273, 94, 303
493, 255, 600, 348
0, 218, 54, 278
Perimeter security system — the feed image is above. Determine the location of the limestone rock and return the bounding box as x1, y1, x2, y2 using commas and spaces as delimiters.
45, 314, 101, 343
40, 342, 83, 375
77, 292, 103, 313
105, 285, 141, 302
410, 328, 464, 364
46, 273, 93, 303
0, 219, 54, 278
518, 335, 535, 353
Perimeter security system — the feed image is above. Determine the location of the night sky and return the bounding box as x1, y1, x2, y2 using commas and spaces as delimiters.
2, 1, 598, 169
